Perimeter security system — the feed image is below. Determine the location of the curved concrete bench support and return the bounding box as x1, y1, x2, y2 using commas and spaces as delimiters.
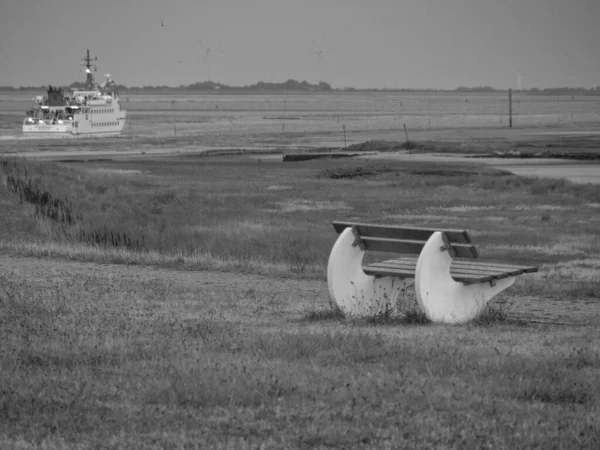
415, 231, 515, 323
327, 227, 413, 316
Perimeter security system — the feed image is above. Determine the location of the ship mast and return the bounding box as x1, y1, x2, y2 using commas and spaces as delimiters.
81, 49, 98, 90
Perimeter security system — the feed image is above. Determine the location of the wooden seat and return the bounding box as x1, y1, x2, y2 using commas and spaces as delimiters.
332, 221, 538, 285
328, 221, 539, 323
363, 256, 538, 285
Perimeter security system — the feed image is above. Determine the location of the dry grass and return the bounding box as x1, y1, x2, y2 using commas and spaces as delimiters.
2, 151, 600, 447
1, 269, 599, 448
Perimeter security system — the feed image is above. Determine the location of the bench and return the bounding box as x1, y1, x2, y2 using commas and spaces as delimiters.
327, 221, 538, 323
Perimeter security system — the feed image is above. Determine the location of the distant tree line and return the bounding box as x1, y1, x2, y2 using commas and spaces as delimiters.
0, 79, 333, 92
2, 80, 600, 95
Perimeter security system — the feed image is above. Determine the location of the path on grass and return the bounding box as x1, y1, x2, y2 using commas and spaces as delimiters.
1, 254, 598, 326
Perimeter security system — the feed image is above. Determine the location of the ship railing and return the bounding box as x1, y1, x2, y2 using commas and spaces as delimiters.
24, 118, 73, 125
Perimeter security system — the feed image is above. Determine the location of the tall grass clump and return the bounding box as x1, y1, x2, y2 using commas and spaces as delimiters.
1, 158, 145, 251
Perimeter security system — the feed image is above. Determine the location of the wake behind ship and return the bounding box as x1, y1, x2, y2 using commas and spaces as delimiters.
23, 49, 127, 136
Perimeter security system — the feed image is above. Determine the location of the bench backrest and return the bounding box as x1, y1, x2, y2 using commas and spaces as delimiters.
332, 221, 479, 259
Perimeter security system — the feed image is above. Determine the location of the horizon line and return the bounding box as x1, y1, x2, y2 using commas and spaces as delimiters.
1, 79, 599, 92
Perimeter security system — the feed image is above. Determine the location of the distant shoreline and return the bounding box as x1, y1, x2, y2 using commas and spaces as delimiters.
2, 88, 599, 96
1, 79, 599, 96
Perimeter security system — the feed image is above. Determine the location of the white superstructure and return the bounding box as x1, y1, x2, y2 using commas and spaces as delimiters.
22, 49, 127, 136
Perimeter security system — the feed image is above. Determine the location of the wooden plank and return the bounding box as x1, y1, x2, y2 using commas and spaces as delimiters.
362, 264, 495, 284
375, 257, 538, 273
452, 274, 495, 284
362, 266, 415, 278
450, 269, 513, 279
367, 261, 418, 270
452, 261, 538, 273
359, 237, 478, 259
369, 261, 519, 278
332, 221, 472, 243
452, 267, 525, 278
363, 259, 537, 285
360, 237, 424, 255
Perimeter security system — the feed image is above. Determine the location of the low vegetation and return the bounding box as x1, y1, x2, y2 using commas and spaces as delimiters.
1, 150, 600, 448
1, 269, 598, 448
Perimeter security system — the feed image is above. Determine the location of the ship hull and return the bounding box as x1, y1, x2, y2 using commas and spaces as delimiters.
23, 113, 127, 137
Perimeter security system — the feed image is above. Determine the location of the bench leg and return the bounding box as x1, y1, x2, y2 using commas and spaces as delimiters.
327, 227, 414, 316
415, 231, 515, 324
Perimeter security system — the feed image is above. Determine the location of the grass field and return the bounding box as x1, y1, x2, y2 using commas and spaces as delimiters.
1, 147, 600, 448
1, 90, 600, 448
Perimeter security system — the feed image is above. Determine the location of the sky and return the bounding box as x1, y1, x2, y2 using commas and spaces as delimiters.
1, 0, 599, 89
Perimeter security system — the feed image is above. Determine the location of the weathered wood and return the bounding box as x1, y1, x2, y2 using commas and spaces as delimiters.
359, 237, 479, 259
331, 220, 537, 285
451, 260, 538, 273
332, 221, 472, 244
370, 259, 536, 276
362, 264, 512, 285
362, 257, 538, 285
363, 256, 538, 274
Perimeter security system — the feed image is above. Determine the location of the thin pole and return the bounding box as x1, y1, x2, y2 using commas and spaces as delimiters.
171, 100, 177, 135
509, 88, 513, 128
282, 90, 287, 131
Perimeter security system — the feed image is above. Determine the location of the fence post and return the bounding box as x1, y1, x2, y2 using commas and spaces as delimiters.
509, 88, 513, 128
171, 100, 177, 136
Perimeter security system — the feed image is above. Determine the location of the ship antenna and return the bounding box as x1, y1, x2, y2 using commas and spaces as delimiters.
81, 49, 98, 89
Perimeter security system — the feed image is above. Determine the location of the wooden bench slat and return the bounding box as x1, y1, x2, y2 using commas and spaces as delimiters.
332, 221, 472, 243
371, 257, 538, 273
451, 261, 539, 273
452, 274, 496, 284
362, 266, 416, 278
360, 237, 479, 259
368, 260, 531, 278
370, 268, 513, 282
363, 258, 537, 285
365, 263, 516, 279
362, 265, 498, 284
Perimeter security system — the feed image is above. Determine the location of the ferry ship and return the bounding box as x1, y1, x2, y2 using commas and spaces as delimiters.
23, 49, 127, 136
